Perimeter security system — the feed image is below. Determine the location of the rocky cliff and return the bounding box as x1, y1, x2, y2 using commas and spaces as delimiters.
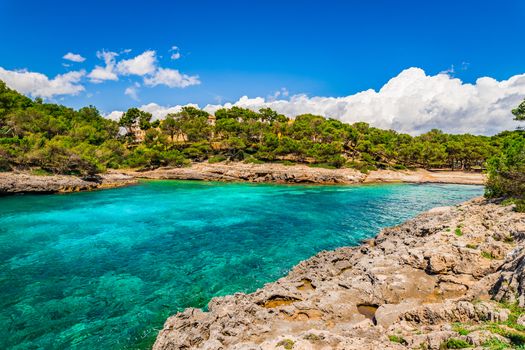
153, 199, 525, 350
126, 163, 485, 185
0, 172, 136, 194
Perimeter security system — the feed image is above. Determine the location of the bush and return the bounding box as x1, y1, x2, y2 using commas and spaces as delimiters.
208, 154, 227, 163
441, 338, 472, 349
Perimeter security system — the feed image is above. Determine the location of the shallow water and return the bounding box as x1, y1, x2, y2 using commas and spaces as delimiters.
0, 180, 483, 349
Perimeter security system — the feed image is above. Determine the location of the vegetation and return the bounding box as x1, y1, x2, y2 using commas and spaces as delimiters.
276, 338, 295, 349
0, 80, 523, 180
388, 335, 407, 344
441, 338, 472, 349
485, 98, 525, 211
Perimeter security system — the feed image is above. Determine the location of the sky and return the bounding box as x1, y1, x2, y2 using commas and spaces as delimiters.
0, 0, 524, 135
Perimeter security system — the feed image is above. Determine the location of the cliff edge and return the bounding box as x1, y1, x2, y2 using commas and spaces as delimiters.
153, 198, 525, 350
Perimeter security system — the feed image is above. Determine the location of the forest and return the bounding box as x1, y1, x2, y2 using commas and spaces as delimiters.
2, 79, 524, 207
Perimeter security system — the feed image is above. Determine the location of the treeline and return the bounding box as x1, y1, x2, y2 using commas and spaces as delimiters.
485, 99, 525, 211
0, 80, 520, 178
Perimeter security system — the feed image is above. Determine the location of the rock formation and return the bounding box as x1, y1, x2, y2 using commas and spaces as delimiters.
153, 198, 525, 350
126, 162, 485, 185
0, 172, 136, 194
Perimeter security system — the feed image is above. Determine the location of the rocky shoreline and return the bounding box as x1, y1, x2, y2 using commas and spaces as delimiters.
0, 172, 137, 194
153, 198, 525, 350
125, 162, 486, 185
0, 163, 484, 194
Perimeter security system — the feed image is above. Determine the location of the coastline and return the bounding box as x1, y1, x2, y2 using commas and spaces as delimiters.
153, 198, 525, 350
124, 162, 486, 186
0, 163, 484, 194
0, 172, 137, 194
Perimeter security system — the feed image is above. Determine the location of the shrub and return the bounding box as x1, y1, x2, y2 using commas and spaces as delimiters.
208, 155, 227, 163
441, 338, 472, 348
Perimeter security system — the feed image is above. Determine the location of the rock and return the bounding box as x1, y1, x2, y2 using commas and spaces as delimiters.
152, 199, 525, 350
490, 246, 525, 307
123, 162, 485, 185
0, 171, 136, 194
466, 330, 509, 347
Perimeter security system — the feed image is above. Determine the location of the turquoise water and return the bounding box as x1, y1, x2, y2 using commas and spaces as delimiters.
0, 181, 482, 349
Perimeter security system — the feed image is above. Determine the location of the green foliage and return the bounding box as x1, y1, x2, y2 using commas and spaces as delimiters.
0, 79, 520, 177
452, 323, 471, 336
208, 155, 227, 163
388, 335, 407, 344
276, 338, 294, 349
512, 99, 525, 121
455, 227, 463, 236
482, 337, 510, 350
481, 251, 496, 260
441, 338, 472, 349
486, 99, 525, 203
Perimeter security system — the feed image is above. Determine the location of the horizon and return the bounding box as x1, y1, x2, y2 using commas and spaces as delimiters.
1, 0, 524, 135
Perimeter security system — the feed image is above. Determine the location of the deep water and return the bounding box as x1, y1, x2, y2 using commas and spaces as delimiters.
0, 180, 483, 349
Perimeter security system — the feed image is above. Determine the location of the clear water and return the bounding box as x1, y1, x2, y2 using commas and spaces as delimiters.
0, 180, 483, 349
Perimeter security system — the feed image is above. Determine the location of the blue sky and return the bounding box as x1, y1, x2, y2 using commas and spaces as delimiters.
0, 0, 524, 134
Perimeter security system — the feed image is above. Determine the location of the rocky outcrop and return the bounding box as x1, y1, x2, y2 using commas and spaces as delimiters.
125, 162, 485, 185
0, 172, 137, 194
153, 199, 525, 350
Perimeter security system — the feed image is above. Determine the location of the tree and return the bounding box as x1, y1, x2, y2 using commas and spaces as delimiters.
486, 100, 525, 211
119, 108, 152, 134
512, 99, 525, 121
161, 114, 181, 142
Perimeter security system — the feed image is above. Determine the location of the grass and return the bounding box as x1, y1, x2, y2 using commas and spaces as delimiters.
244, 157, 265, 164
303, 333, 320, 342
483, 337, 511, 350
455, 227, 463, 236
481, 251, 496, 260
501, 198, 525, 213
441, 338, 472, 349
208, 155, 227, 163
276, 339, 295, 349
280, 160, 296, 166
388, 335, 407, 344
452, 323, 471, 336
308, 163, 337, 169
30, 168, 52, 176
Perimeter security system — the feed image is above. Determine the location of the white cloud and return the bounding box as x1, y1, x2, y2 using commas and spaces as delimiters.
88, 50, 118, 83
117, 50, 157, 76
104, 110, 124, 121
127, 67, 523, 136
124, 82, 140, 101
144, 68, 200, 88
170, 46, 181, 60
0, 67, 85, 98
63, 52, 86, 63
135, 102, 200, 121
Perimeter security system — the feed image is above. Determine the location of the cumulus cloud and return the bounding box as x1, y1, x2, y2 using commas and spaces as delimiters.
200, 68, 525, 135
116, 68, 523, 135
136, 102, 200, 120
88, 50, 118, 83
144, 68, 200, 88
0, 67, 85, 98
63, 52, 86, 63
117, 50, 157, 76
104, 110, 124, 121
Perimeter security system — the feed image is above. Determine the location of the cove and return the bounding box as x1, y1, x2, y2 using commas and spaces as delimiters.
0, 180, 483, 349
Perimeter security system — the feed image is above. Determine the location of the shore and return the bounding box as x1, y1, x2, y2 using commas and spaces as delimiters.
153, 198, 525, 350
0, 172, 137, 194
0, 163, 484, 194
124, 162, 486, 185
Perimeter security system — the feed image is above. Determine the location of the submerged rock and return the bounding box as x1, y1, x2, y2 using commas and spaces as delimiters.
153, 198, 525, 350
